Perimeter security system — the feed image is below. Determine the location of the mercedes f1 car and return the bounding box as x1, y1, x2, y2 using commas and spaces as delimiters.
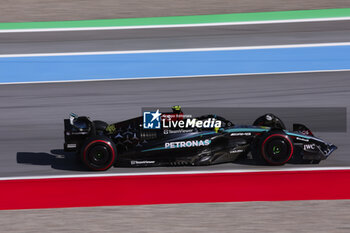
63, 107, 337, 171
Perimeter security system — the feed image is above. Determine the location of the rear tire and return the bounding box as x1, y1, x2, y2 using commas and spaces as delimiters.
80, 136, 116, 171
255, 132, 294, 165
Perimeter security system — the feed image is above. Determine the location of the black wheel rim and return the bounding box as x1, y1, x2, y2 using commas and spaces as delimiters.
87, 144, 112, 168
264, 138, 291, 164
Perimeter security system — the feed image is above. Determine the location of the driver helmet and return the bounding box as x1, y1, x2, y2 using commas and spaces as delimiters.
171, 105, 182, 114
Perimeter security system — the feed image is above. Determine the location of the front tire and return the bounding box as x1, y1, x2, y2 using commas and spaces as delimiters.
256, 133, 294, 165
80, 136, 116, 171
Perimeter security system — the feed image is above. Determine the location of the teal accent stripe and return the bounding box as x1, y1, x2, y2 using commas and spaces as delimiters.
142, 147, 166, 152
224, 128, 268, 133
286, 132, 313, 139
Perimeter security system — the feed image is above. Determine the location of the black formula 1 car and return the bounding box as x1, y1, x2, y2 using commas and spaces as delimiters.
63, 107, 337, 171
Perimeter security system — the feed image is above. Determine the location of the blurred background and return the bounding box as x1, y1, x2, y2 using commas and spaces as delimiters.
1, 0, 350, 22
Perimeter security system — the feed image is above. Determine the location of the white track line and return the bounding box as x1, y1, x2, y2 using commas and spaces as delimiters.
1, 69, 350, 86
1, 17, 350, 33
1, 42, 350, 58
1, 167, 350, 181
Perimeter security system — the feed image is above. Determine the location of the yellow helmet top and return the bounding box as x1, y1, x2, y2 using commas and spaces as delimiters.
172, 105, 181, 111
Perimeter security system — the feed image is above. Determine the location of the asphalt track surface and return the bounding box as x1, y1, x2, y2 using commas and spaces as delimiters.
1, 20, 350, 54
0, 20, 349, 177
1, 200, 350, 233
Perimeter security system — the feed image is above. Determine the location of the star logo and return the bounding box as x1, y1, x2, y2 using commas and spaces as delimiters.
151, 109, 161, 122
143, 109, 162, 129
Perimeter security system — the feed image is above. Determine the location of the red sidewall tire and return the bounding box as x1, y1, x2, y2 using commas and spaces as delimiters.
82, 138, 116, 171
261, 134, 293, 165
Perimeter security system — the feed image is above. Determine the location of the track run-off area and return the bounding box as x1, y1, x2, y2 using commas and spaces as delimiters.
0, 9, 350, 211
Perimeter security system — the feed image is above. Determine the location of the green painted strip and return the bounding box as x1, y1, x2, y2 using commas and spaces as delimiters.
1, 8, 350, 30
